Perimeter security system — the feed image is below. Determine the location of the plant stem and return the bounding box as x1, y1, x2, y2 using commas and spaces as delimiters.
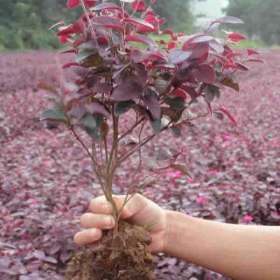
118, 134, 156, 164
118, 120, 173, 164
69, 125, 94, 162
118, 117, 145, 141
79, 0, 95, 35
103, 109, 120, 230
104, 136, 109, 164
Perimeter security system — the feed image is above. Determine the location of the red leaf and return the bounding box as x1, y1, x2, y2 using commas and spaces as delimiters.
67, 0, 96, 9
193, 64, 216, 84
112, 79, 144, 101
145, 13, 157, 25
210, 16, 244, 25
216, 106, 237, 126
125, 17, 155, 33
97, 35, 109, 45
168, 49, 191, 64
182, 33, 213, 47
58, 21, 84, 36
67, 0, 79, 9
59, 35, 69, 44
171, 88, 187, 100
84, 0, 96, 7
126, 34, 156, 49
247, 48, 259, 56
92, 2, 121, 12
62, 63, 80, 69
140, 51, 167, 63
235, 62, 249, 71
136, 25, 155, 33
227, 32, 247, 43
93, 16, 123, 31
131, 0, 146, 12
143, 88, 161, 120
167, 41, 177, 50
183, 42, 209, 63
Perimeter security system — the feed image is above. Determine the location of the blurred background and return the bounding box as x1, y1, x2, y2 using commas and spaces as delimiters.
0, 0, 279, 51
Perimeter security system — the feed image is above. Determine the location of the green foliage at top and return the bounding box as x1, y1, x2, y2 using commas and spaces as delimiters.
0, 0, 77, 50
153, 0, 194, 33
0, 0, 194, 51
225, 0, 280, 45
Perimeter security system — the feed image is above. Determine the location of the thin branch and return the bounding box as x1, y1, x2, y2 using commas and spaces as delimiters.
118, 120, 173, 164
79, 0, 95, 35
98, 141, 104, 165
120, 0, 126, 51
180, 112, 210, 124
118, 117, 145, 141
129, 120, 145, 180
108, 111, 119, 173
102, 109, 120, 221
69, 125, 109, 199
117, 192, 136, 222
104, 136, 109, 164
69, 126, 94, 162
118, 133, 156, 164
138, 121, 145, 168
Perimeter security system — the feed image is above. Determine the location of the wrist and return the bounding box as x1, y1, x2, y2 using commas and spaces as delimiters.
163, 210, 194, 255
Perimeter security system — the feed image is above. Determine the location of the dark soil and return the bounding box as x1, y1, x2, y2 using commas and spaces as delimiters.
65, 221, 155, 280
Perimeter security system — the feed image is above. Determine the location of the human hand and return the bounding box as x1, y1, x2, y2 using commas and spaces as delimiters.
74, 193, 168, 253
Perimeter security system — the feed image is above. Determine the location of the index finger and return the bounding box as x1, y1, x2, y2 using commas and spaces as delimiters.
88, 195, 132, 219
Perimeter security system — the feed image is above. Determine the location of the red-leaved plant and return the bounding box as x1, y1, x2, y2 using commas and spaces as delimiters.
40, 0, 260, 279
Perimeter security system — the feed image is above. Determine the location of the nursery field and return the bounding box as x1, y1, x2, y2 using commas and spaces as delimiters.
0, 50, 280, 279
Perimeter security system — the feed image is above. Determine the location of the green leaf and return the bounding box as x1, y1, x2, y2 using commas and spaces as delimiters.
221, 77, 239, 92
81, 113, 97, 130
205, 85, 220, 103
143, 88, 161, 120
165, 96, 185, 111
81, 114, 104, 140
76, 49, 95, 63
75, 42, 103, 67
154, 78, 169, 94
41, 105, 67, 123
162, 107, 183, 122
171, 126, 181, 137
151, 119, 162, 134
114, 101, 135, 116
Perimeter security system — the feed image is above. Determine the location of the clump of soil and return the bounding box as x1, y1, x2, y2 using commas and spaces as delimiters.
65, 220, 155, 280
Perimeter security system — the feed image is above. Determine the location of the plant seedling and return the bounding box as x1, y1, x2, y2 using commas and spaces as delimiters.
40, 1, 259, 279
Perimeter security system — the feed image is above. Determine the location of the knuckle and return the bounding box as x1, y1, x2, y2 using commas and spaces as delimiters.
80, 213, 93, 226
90, 196, 105, 205
133, 193, 142, 201
133, 193, 146, 209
